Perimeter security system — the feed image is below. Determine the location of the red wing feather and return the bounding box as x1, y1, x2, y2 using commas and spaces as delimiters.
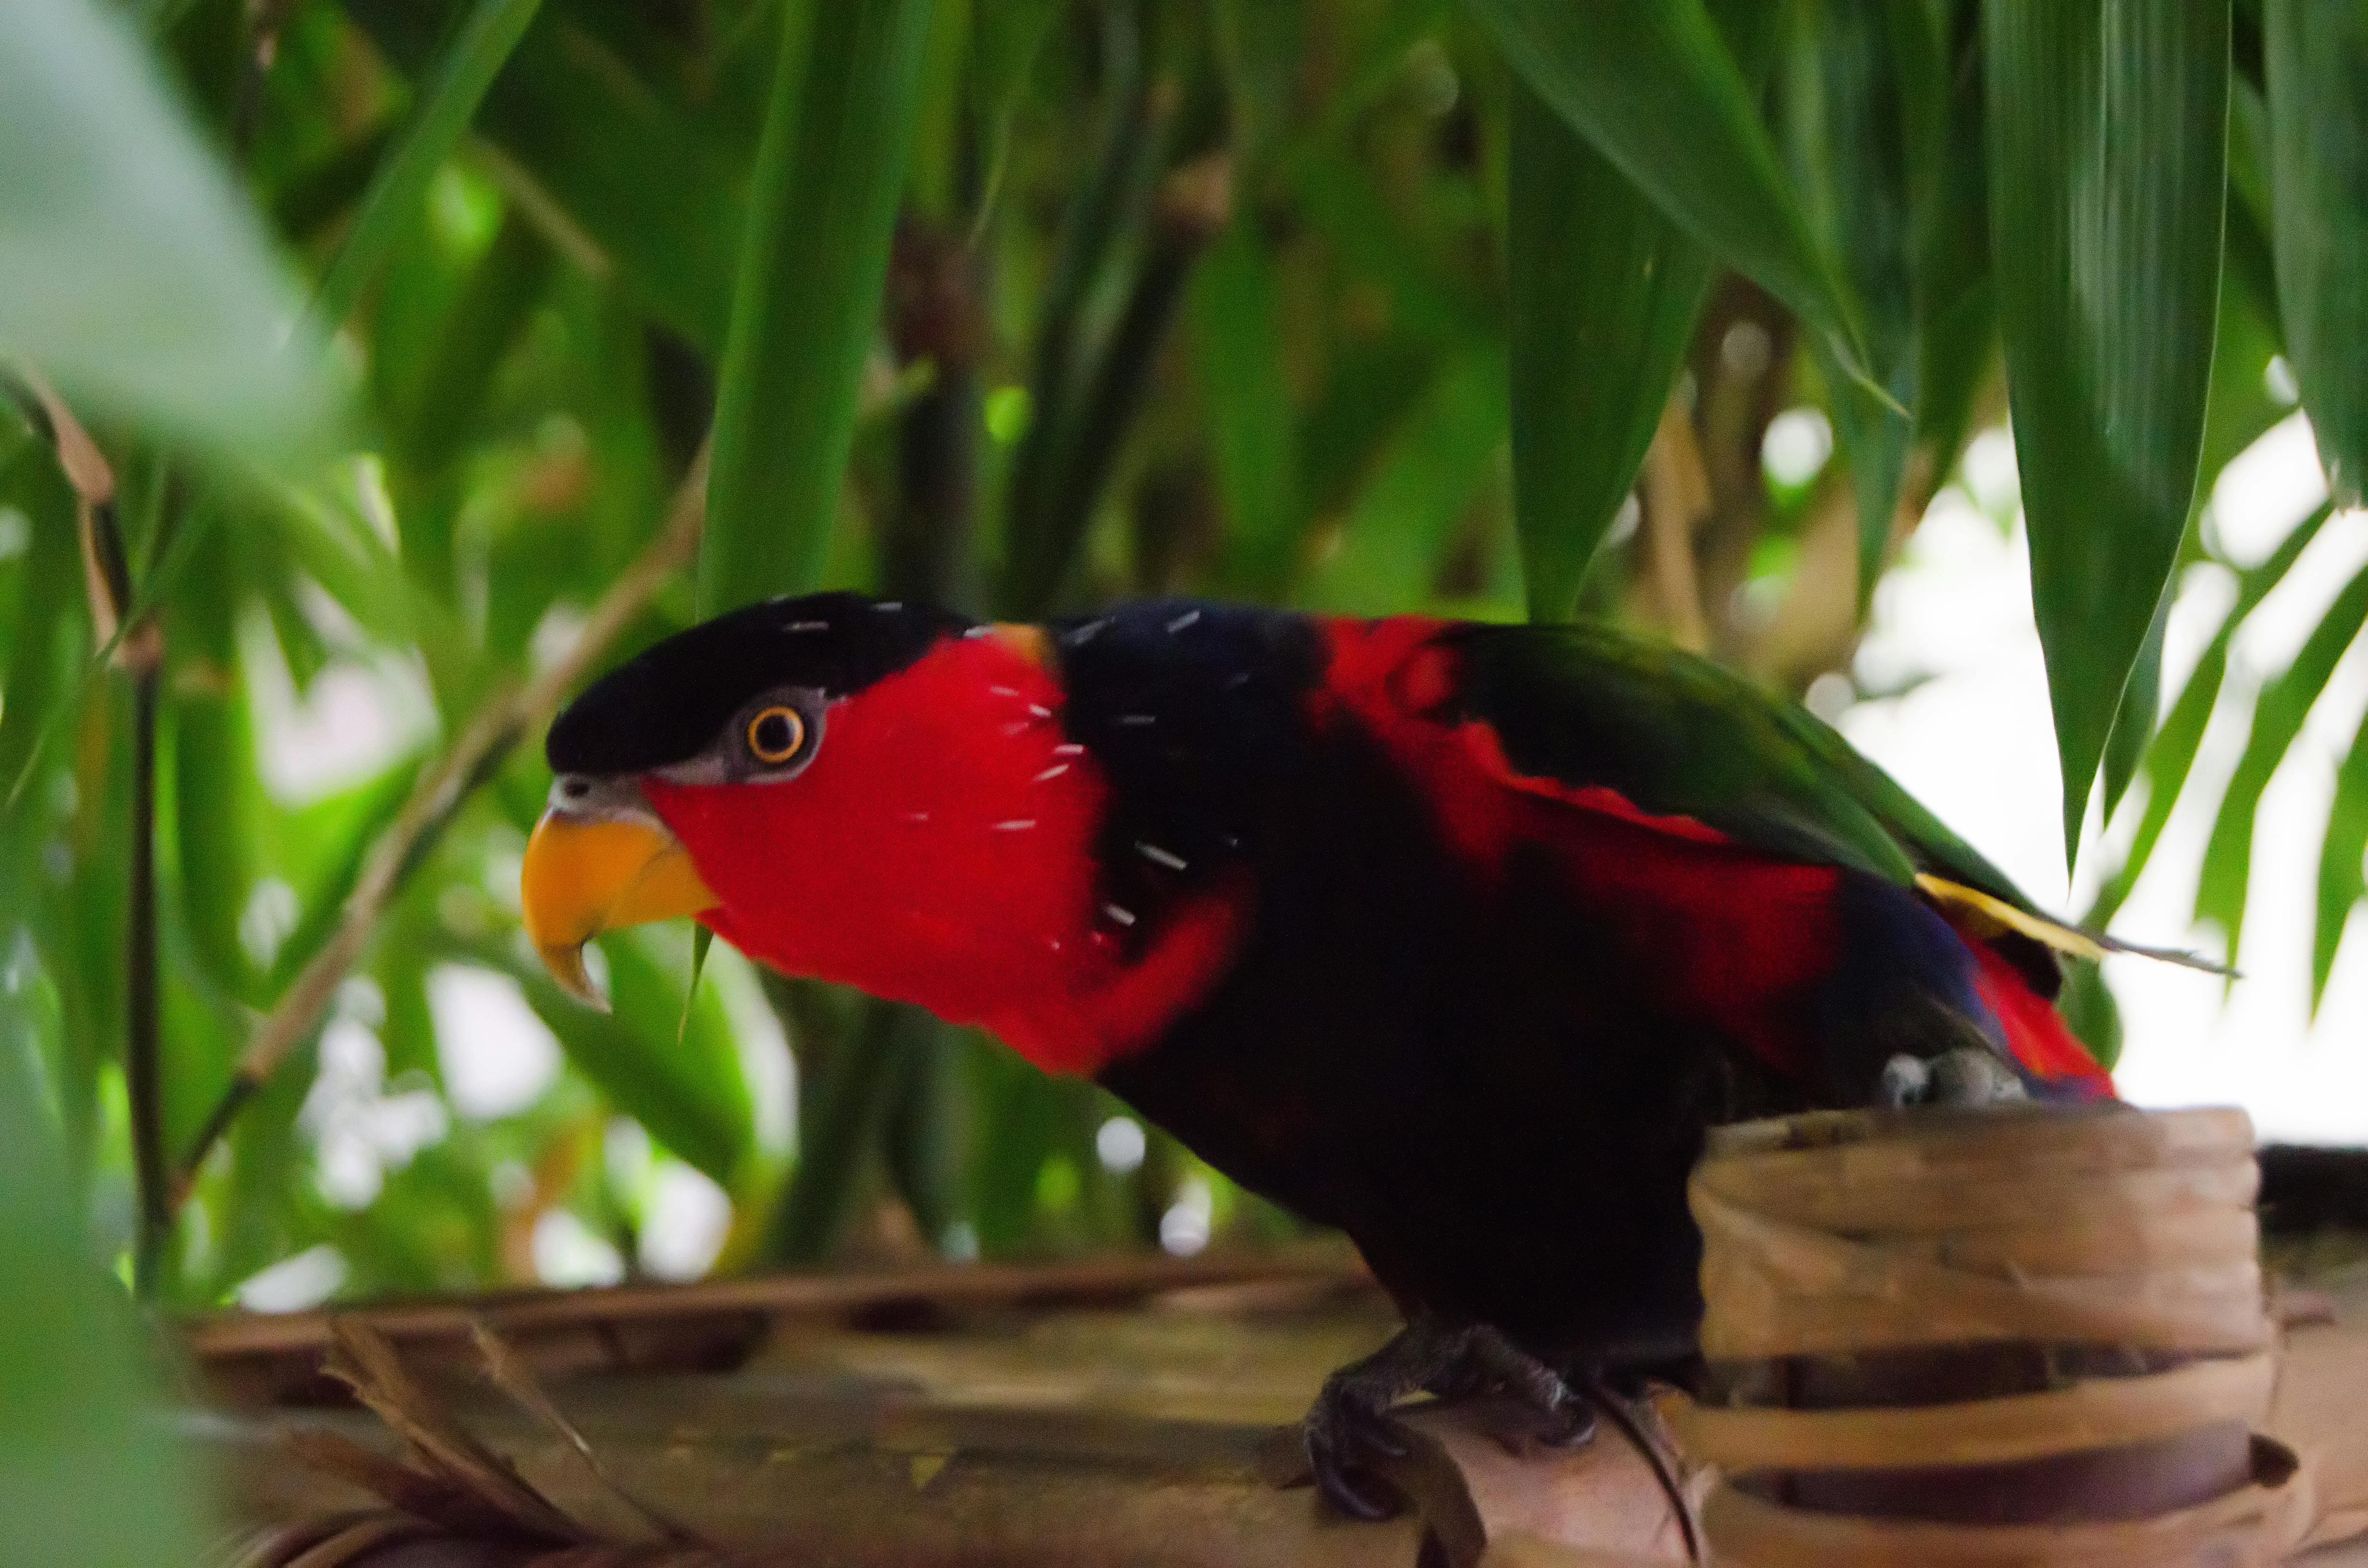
1315, 616, 1846, 1078
1315, 615, 2109, 1094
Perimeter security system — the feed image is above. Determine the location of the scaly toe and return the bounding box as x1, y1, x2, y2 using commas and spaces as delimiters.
1304, 1395, 1409, 1520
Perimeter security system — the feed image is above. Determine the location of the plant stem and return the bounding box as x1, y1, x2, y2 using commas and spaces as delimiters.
1009, 149, 1232, 619
883, 219, 984, 607
168, 453, 709, 1206
126, 668, 165, 1293
11, 378, 179, 1290
876, 212, 990, 1253
999, 0, 1165, 614
699, 0, 937, 612
769, 1000, 929, 1263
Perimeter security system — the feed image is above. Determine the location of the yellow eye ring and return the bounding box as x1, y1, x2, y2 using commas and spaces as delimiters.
745, 704, 807, 766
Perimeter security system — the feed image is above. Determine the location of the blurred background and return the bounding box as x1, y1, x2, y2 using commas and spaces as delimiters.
0, 0, 2361, 1350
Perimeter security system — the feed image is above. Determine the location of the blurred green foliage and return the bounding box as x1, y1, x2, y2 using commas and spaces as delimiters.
0, 20, 2364, 1555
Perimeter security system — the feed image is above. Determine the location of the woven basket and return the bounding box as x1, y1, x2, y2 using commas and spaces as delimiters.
1675, 1103, 2308, 1566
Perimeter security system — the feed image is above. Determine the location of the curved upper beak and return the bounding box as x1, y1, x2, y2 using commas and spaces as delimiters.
520, 786, 718, 1008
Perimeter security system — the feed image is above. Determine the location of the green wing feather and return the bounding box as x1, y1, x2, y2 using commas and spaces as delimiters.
1444, 619, 2226, 975
1449, 619, 2035, 908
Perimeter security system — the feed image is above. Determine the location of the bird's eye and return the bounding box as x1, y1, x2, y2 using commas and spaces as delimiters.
745, 704, 807, 766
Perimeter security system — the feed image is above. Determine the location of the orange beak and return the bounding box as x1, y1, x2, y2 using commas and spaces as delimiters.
519, 809, 718, 1008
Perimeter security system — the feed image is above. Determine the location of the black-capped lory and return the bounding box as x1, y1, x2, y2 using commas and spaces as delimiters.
521, 593, 2165, 1516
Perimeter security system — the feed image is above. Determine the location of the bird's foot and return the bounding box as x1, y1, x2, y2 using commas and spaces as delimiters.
1303, 1318, 1591, 1520
1879, 1046, 2030, 1109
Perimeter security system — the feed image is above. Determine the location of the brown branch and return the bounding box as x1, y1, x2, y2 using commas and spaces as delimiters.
1742, 447, 1940, 697
1640, 400, 1714, 654
169, 450, 709, 1207
19, 375, 160, 676
231, 0, 300, 160
184, 1246, 1369, 1366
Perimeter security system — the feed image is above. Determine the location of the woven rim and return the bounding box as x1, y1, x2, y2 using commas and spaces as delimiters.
1690, 1105, 2266, 1362
1675, 1353, 2275, 1471
1699, 1436, 2311, 1567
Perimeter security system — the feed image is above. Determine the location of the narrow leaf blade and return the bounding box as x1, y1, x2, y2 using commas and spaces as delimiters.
2099, 575, 2172, 823
499, 937, 755, 1188
312, 0, 544, 328
0, 0, 342, 459
1506, 77, 1710, 622
701, 0, 937, 612
2315, 735, 2368, 1012
1905, 31, 1998, 489
2194, 557, 2368, 963
0, 1017, 199, 1564
1785, 0, 1919, 611
2086, 500, 2333, 928
1470, 0, 1875, 385
1986, 0, 2230, 863
1194, 227, 1306, 600
2264, 0, 2368, 505
1301, 345, 1507, 613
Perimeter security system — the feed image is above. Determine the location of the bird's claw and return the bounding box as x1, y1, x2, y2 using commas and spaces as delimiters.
1304, 1378, 1410, 1520
1300, 1318, 1589, 1519
1483, 1395, 1598, 1457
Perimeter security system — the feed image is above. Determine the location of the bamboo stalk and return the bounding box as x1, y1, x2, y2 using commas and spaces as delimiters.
127, 668, 166, 1291
1009, 147, 1233, 620
4, 376, 184, 1290
999, 0, 1168, 615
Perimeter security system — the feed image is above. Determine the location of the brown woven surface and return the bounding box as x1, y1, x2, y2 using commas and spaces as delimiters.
1691, 1105, 2267, 1361
194, 1258, 1702, 1568
185, 1115, 2368, 1566
1684, 1104, 2303, 1565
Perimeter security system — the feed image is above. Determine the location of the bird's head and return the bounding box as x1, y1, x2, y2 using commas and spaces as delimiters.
520, 592, 1119, 1051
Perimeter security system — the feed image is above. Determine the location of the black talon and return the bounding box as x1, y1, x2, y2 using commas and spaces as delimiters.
1309, 1436, 1403, 1521
1299, 1316, 1593, 1519
1537, 1399, 1599, 1449
1304, 1380, 1410, 1519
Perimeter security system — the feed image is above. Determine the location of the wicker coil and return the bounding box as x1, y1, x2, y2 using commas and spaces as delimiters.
1675, 1103, 2308, 1566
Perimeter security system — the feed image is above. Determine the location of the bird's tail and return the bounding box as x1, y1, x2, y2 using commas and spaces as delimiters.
1915, 874, 2233, 976
1963, 938, 2115, 1097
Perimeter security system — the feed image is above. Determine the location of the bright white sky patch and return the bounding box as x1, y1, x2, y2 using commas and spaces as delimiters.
239, 584, 436, 806
533, 1209, 624, 1287
429, 964, 560, 1119
640, 1160, 732, 1280
2211, 411, 2329, 568
1841, 416, 2368, 1143
234, 1244, 347, 1312
1762, 407, 1834, 489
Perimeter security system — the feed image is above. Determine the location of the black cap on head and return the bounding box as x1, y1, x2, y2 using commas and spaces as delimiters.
546, 592, 973, 775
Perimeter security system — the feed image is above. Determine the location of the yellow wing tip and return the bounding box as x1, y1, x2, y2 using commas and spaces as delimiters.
1913, 874, 2110, 962
1913, 873, 2235, 977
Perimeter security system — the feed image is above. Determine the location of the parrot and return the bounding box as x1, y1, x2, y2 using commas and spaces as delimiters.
520, 591, 2155, 1518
